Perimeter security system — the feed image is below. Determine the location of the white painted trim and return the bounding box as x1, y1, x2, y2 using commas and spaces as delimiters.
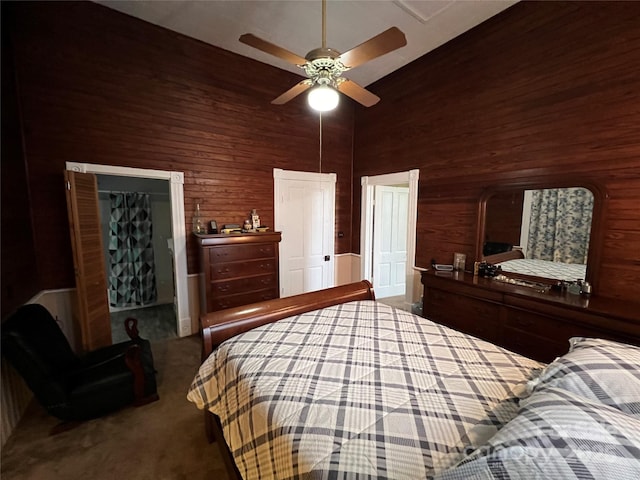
519, 189, 534, 257
361, 169, 420, 302
273, 168, 337, 183
65, 162, 191, 337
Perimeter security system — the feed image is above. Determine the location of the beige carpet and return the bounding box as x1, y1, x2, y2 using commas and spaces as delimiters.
0, 336, 229, 480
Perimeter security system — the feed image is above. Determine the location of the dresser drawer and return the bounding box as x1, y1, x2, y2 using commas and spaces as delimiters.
505, 308, 606, 340
425, 288, 500, 342
502, 327, 568, 363
210, 274, 277, 296
208, 243, 275, 263
210, 259, 277, 280
426, 288, 500, 322
210, 288, 279, 311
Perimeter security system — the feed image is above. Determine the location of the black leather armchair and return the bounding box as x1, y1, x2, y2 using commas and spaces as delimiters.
1, 304, 158, 424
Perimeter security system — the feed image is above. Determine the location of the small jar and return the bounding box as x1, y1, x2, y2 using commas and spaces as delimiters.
453, 253, 466, 272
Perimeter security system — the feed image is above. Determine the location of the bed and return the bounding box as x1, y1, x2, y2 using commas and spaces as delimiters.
484, 249, 587, 282
188, 281, 640, 479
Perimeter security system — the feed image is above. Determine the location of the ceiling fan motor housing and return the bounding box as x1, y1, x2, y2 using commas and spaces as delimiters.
303, 49, 347, 87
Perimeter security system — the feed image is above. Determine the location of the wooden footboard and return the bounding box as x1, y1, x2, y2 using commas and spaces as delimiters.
197, 280, 375, 455
199, 280, 375, 361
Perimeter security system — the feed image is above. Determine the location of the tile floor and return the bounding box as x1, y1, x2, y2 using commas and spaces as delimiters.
110, 303, 177, 343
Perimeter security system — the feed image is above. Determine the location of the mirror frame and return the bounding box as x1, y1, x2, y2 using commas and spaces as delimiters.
476, 180, 608, 295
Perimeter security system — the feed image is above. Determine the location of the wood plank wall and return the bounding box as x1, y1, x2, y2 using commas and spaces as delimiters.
1, 20, 39, 318
1, 1, 354, 306
353, 1, 640, 303
3, 1, 639, 313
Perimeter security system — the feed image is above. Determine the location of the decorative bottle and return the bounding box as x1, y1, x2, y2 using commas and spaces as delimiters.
192, 203, 205, 234
251, 209, 260, 229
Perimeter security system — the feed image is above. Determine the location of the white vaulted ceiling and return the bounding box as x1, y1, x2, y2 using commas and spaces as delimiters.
97, 0, 517, 87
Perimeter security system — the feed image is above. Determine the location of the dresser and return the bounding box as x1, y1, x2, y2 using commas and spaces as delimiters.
421, 270, 640, 363
197, 232, 281, 313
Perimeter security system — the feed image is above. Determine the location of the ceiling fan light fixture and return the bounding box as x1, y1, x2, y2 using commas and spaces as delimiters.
307, 84, 339, 112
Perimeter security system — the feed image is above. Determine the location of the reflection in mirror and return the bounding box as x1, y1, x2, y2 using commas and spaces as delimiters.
483, 187, 594, 282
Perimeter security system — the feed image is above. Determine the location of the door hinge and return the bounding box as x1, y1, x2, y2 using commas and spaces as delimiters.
324, 255, 330, 261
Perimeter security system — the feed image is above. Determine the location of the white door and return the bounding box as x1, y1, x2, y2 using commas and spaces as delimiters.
373, 185, 409, 298
274, 169, 336, 297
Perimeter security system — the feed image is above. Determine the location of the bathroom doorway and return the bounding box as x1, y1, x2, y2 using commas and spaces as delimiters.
97, 175, 177, 342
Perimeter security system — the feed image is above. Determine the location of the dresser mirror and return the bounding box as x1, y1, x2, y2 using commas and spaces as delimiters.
477, 182, 607, 293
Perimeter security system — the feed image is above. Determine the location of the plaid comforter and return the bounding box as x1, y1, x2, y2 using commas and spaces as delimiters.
499, 258, 586, 281
188, 300, 543, 479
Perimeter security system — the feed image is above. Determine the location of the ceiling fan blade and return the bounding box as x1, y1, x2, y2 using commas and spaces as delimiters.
272, 81, 312, 105
337, 79, 380, 107
338, 27, 407, 69
239, 34, 308, 66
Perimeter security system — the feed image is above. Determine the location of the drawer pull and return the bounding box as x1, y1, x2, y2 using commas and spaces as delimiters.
217, 267, 231, 274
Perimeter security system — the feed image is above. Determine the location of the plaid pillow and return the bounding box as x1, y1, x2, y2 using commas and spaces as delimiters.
434, 386, 640, 480
527, 337, 640, 416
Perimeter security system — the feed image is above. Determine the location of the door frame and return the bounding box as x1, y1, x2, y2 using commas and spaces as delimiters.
66, 162, 191, 337
274, 168, 336, 296
361, 169, 419, 301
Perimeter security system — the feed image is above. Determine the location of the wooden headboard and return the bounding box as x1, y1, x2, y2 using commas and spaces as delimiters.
483, 249, 525, 264
199, 280, 376, 361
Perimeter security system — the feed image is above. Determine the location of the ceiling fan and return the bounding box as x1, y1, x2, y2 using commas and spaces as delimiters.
239, 0, 407, 111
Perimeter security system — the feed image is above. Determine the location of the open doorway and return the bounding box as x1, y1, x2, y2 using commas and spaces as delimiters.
97, 175, 176, 342
66, 162, 191, 338
361, 170, 419, 311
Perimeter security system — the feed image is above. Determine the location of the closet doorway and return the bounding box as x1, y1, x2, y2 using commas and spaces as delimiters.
66, 162, 191, 340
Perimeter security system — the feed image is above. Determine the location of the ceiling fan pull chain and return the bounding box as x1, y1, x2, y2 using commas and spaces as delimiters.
319, 112, 323, 173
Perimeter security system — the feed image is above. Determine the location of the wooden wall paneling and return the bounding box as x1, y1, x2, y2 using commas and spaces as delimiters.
0, 10, 39, 318
5, 1, 354, 285
353, 1, 640, 303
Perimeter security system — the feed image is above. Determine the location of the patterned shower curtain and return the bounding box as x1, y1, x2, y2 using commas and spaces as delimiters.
527, 187, 593, 264
108, 193, 157, 307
